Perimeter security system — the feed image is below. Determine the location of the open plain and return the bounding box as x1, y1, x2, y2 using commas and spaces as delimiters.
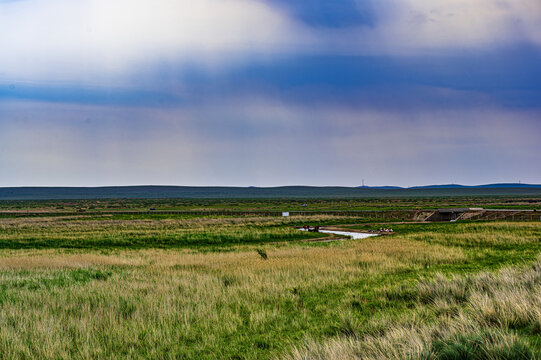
0, 197, 539, 359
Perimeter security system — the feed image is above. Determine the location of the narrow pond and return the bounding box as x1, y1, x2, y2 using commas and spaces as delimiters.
299, 228, 379, 240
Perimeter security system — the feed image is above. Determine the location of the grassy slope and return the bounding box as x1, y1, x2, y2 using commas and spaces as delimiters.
287, 258, 541, 359
0, 215, 539, 359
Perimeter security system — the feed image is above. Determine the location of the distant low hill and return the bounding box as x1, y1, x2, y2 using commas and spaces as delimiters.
356, 183, 541, 189
409, 183, 541, 189
1, 184, 541, 200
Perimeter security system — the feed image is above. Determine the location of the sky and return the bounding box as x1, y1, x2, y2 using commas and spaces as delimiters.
1, 0, 540, 187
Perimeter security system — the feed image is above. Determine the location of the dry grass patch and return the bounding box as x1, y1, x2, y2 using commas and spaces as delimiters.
401, 222, 541, 247
286, 258, 541, 360
0, 235, 468, 359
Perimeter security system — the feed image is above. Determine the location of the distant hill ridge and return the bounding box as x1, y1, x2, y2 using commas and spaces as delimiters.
357, 183, 541, 189
0, 184, 540, 200
409, 183, 541, 189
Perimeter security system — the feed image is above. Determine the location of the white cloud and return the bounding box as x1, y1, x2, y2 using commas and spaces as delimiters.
1, 0, 540, 82
0, 0, 313, 82
352, 0, 541, 54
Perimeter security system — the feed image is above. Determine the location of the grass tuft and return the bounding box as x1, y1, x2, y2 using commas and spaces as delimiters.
256, 249, 268, 260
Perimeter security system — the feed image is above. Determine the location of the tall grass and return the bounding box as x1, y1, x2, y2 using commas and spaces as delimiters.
0, 217, 538, 359
0, 236, 466, 359
286, 257, 541, 360
0, 215, 349, 249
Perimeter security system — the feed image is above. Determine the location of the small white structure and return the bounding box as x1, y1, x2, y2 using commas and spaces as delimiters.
282, 212, 290, 217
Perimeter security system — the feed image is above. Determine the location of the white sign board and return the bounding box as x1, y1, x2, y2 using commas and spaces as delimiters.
282, 212, 290, 217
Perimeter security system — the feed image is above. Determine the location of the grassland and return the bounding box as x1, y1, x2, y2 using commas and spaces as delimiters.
0, 215, 338, 249
0, 199, 539, 359
1, 195, 540, 212
2, 185, 541, 201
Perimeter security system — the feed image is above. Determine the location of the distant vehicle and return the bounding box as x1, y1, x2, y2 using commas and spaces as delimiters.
301, 204, 307, 207
149, 208, 156, 211
302, 225, 320, 232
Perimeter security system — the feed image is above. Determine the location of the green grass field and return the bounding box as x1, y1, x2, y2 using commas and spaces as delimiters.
0, 198, 539, 359
2, 195, 540, 212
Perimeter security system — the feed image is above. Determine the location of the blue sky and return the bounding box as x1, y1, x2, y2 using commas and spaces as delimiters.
1, 0, 540, 187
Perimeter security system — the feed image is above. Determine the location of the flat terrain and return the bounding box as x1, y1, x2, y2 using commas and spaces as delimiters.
2, 196, 541, 212
0, 198, 539, 359
2, 185, 541, 200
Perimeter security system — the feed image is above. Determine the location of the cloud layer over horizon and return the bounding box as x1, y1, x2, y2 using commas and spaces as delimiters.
1, 0, 540, 186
